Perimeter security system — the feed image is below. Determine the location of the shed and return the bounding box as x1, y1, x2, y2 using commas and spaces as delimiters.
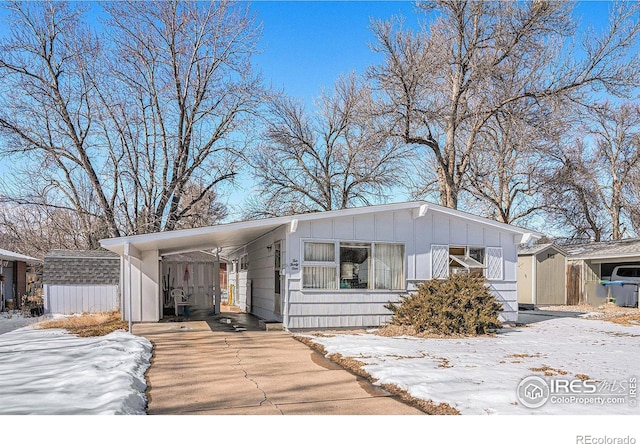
517, 243, 567, 307
43, 249, 120, 314
563, 238, 640, 306
0, 248, 41, 311
100, 201, 539, 329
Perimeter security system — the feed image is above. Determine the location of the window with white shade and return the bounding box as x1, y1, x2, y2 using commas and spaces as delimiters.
374, 243, 405, 290
302, 241, 405, 290
302, 242, 337, 289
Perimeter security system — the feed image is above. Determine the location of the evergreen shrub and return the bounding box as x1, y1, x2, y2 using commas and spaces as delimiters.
385, 273, 503, 336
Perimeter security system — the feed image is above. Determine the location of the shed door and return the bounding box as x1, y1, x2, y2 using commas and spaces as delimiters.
566, 263, 581, 305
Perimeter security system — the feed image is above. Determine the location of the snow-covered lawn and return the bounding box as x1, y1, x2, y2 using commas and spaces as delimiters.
307, 316, 640, 415
0, 316, 152, 415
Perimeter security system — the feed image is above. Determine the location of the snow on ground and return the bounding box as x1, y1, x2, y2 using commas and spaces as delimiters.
0, 311, 45, 335
308, 316, 640, 415
0, 319, 152, 414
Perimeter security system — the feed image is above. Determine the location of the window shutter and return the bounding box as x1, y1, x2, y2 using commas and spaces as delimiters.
431, 245, 449, 279
486, 247, 503, 280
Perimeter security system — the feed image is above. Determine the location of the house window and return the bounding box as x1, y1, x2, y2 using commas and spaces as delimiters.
239, 254, 249, 271
374, 243, 405, 290
431, 245, 502, 279
303, 242, 337, 289
340, 243, 371, 289
302, 241, 404, 290
448, 246, 485, 277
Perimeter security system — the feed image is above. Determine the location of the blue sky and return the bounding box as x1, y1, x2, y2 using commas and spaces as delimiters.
249, 1, 613, 103
250, 1, 420, 101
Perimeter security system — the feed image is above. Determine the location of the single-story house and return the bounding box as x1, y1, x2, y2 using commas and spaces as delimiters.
99, 201, 539, 329
517, 243, 567, 307
43, 249, 120, 314
0, 248, 41, 311
563, 238, 640, 306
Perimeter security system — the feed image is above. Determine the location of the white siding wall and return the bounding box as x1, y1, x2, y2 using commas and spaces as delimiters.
228, 226, 287, 322
44, 284, 119, 314
122, 249, 160, 322
285, 208, 520, 329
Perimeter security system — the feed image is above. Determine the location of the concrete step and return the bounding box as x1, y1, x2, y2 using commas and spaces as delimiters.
258, 320, 283, 331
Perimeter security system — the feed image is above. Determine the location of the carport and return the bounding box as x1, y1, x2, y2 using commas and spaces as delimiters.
564, 238, 640, 306
100, 216, 296, 325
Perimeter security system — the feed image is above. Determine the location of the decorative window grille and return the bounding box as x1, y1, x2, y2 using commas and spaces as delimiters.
486, 247, 503, 280
431, 245, 449, 279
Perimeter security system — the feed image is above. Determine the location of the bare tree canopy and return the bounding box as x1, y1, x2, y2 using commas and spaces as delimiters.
247, 74, 410, 218
368, 0, 640, 210
463, 102, 555, 224
0, 0, 262, 243
544, 102, 640, 241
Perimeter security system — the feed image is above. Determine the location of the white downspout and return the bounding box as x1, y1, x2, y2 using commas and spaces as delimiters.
214, 248, 221, 315
531, 254, 537, 306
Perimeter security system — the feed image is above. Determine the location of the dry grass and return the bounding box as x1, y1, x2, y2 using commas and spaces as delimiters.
529, 365, 569, 377
295, 335, 461, 415
506, 353, 543, 359
37, 311, 127, 337
376, 324, 494, 339
606, 313, 640, 326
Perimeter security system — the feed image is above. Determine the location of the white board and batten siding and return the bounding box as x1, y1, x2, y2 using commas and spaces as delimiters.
44, 284, 119, 314
228, 225, 287, 322
286, 208, 521, 329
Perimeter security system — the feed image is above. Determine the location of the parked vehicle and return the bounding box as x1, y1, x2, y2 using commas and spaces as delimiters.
608, 266, 640, 307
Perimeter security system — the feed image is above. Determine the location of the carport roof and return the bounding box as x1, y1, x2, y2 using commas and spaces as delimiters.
563, 238, 640, 260
0, 248, 41, 263
99, 200, 540, 258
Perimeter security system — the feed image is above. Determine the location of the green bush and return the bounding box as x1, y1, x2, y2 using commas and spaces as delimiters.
385, 274, 503, 336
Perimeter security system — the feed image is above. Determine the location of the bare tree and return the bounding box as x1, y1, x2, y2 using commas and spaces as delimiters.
247, 75, 410, 218
173, 182, 228, 230
99, 0, 260, 233
543, 102, 640, 241
368, 1, 640, 209
0, 203, 105, 258
463, 103, 556, 224
0, 1, 121, 237
0, 0, 261, 245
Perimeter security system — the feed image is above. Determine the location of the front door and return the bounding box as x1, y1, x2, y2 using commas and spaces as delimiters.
274, 241, 282, 316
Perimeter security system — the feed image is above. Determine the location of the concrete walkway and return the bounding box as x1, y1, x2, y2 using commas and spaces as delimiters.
133, 316, 424, 415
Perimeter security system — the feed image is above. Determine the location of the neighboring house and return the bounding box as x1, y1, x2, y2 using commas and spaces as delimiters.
0, 248, 41, 311
563, 238, 640, 307
99, 201, 539, 329
517, 243, 567, 307
43, 249, 120, 314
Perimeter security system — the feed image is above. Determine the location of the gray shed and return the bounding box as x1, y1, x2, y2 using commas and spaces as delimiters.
43, 249, 120, 314
517, 243, 567, 307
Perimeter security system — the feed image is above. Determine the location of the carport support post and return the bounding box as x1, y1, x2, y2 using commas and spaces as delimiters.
214, 249, 221, 315
125, 243, 133, 333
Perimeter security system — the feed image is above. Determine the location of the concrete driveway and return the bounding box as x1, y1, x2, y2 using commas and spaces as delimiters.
133, 314, 424, 415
